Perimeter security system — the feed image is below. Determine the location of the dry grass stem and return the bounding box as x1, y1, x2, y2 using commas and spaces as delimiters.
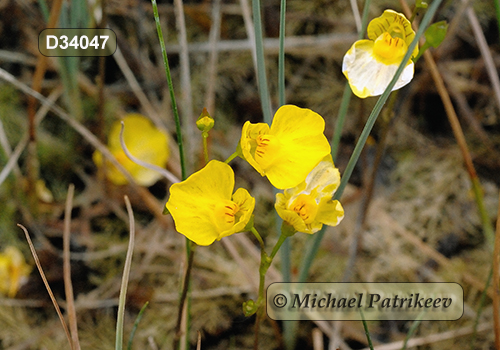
465, 5, 500, 111
116, 195, 136, 350
205, 0, 222, 114
238, 0, 258, 72
164, 33, 357, 55
17, 224, 74, 350
312, 327, 324, 350
111, 45, 163, 131
63, 184, 81, 350
348, 0, 361, 33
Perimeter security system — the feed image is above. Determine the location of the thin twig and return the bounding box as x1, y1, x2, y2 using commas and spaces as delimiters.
163, 33, 357, 55
63, 184, 81, 350
18, 224, 74, 350
0, 119, 22, 178
196, 331, 201, 350
465, 4, 500, 111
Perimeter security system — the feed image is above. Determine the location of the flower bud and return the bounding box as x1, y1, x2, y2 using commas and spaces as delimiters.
196, 108, 214, 133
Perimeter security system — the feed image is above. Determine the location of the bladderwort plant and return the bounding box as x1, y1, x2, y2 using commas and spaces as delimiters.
150, 0, 454, 349
16, 0, 500, 349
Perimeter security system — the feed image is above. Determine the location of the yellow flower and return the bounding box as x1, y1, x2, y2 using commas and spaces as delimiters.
342, 10, 419, 98
275, 156, 344, 234
166, 160, 255, 246
0, 246, 31, 297
240, 105, 331, 189
93, 114, 169, 186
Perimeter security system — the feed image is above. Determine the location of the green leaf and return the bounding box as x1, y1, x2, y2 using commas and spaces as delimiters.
416, 0, 428, 9
425, 21, 448, 48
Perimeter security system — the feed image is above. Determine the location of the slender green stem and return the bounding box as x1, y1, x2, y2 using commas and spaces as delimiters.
276, 3, 295, 347
470, 266, 493, 349
402, 311, 425, 350
471, 177, 495, 247
252, 0, 272, 124
202, 133, 209, 165
413, 42, 431, 62
257, 249, 269, 300
152, 3, 191, 348
251, 226, 265, 250
495, 0, 500, 43
298, 0, 443, 284
360, 309, 374, 350
173, 242, 196, 350
224, 151, 239, 164
151, 0, 187, 181
126, 302, 149, 350
270, 230, 290, 260
358, 0, 371, 39
331, 84, 352, 162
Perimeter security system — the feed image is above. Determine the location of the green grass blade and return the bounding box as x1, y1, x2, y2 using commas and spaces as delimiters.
360, 309, 374, 350
278, 0, 286, 107
252, 0, 272, 124
151, 0, 187, 180
126, 302, 149, 350
331, 0, 370, 162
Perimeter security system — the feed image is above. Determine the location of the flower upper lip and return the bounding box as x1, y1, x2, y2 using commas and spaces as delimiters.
342, 9, 418, 98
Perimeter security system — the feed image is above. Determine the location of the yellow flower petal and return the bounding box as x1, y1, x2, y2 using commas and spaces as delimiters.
240, 105, 330, 189
240, 122, 271, 176
93, 114, 169, 186
275, 157, 344, 234
218, 187, 255, 240
342, 10, 418, 98
0, 246, 31, 297
367, 10, 418, 60
166, 160, 255, 246
316, 198, 344, 227
303, 155, 341, 195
